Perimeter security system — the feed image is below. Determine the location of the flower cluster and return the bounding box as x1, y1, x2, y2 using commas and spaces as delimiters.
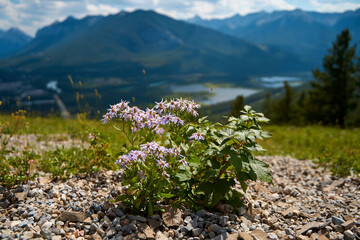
154, 98, 200, 116
101, 100, 191, 134
116, 141, 187, 177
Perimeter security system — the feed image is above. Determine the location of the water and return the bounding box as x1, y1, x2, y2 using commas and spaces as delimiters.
259, 76, 302, 88
169, 84, 259, 105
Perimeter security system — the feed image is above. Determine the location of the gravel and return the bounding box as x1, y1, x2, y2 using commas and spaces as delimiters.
0, 155, 359, 239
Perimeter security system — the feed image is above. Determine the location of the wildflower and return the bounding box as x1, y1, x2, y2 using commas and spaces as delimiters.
154, 126, 165, 135
101, 114, 110, 124
156, 159, 169, 170
88, 133, 95, 140
162, 170, 170, 178
178, 157, 188, 167
116, 155, 131, 169
154, 99, 167, 114
189, 132, 205, 141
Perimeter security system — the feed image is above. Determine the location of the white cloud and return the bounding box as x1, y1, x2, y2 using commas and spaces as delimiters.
0, 0, 359, 36
309, 0, 360, 12
86, 3, 119, 15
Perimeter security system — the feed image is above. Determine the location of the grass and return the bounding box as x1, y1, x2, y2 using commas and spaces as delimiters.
1, 113, 359, 188
260, 125, 360, 176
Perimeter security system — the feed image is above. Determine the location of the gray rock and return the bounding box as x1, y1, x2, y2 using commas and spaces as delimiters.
268, 232, 279, 240
59, 211, 86, 222
332, 216, 345, 225
219, 216, 229, 227
40, 229, 52, 240
210, 224, 223, 234
196, 209, 207, 218
344, 230, 355, 240
17, 220, 29, 228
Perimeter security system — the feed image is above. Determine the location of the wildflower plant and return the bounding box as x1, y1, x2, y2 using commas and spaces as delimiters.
102, 98, 271, 215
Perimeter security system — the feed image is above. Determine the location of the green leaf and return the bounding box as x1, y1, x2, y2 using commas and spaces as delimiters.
160, 193, 176, 198
196, 182, 214, 194
229, 154, 242, 172
176, 172, 191, 181
244, 105, 251, 112
249, 158, 272, 183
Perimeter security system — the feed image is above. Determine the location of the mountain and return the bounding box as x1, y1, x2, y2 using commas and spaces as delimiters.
0, 28, 32, 58
2, 10, 307, 78
17, 15, 104, 54
188, 9, 360, 65
0, 10, 309, 113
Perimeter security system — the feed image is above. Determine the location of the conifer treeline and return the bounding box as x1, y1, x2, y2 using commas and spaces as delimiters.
259, 29, 360, 127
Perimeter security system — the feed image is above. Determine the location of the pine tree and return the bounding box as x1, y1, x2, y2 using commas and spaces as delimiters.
308, 29, 357, 127
262, 92, 272, 119
229, 95, 245, 118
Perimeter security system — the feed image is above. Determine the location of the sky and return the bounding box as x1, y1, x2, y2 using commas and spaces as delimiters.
1, 0, 360, 36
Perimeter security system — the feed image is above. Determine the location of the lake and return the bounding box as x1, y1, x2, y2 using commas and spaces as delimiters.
169, 84, 259, 105
259, 76, 302, 88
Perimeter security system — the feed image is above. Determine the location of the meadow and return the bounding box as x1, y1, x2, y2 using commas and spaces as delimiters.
1, 113, 359, 187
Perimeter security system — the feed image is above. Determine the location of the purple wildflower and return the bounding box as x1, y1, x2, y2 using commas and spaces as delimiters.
189, 132, 205, 141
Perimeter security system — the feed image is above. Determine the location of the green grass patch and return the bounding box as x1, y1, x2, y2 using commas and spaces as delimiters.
260, 125, 360, 176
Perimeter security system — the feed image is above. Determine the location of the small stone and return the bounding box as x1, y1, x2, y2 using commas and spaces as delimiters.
268, 233, 279, 240
239, 232, 253, 240
22, 231, 34, 239
219, 216, 229, 227
41, 221, 53, 230
297, 222, 322, 235
17, 220, 29, 228
14, 192, 26, 201
196, 209, 207, 218
91, 232, 102, 240
131, 215, 147, 223
215, 204, 233, 213
210, 224, 223, 234
155, 231, 168, 240
252, 229, 268, 240
209, 231, 216, 239
317, 235, 329, 240
285, 228, 295, 236
214, 232, 230, 240
193, 228, 202, 237
342, 220, 355, 230
40, 229, 52, 240
59, 211, 86, 222
332, 216, 345, 226
147, 218, 161, 229
161, 206, 183, 227
106, 228, 116, 238
52, 236, 62, 240
344, 230, 355, 240
83, 217, 92, 225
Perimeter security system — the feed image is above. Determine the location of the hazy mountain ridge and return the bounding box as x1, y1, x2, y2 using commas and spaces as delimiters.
0, 28, 32, 58
188, 9, 360, 65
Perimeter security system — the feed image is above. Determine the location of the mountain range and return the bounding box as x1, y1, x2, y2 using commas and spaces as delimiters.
0, 28, 32, 58
0, 8, 359, 113
188, 8, 360, 65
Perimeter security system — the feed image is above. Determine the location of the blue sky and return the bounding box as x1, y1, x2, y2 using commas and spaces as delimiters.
1, 0, 360, 36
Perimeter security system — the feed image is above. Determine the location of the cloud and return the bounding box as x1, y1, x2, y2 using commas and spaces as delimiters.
0, 0, 359, 36
309, 0, 360, 12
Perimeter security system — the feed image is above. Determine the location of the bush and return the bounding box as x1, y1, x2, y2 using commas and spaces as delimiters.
102, 99, 271, 215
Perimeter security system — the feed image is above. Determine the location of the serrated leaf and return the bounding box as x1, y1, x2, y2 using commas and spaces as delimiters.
196, 182, 214, 194
229, 154, 242, 172
249, 158, 272, 183
244, 105, 251, 112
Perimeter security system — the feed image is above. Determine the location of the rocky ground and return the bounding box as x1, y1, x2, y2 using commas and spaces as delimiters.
0, 155, 359, 240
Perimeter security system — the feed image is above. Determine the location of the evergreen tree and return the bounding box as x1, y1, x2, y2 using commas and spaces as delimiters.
229, 95, 245, 118
262, 92, 272, 119
308, 29, 357, 127
272, 81, 296, 124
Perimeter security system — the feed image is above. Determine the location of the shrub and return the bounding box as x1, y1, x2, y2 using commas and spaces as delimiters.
102, 99, 271, 215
